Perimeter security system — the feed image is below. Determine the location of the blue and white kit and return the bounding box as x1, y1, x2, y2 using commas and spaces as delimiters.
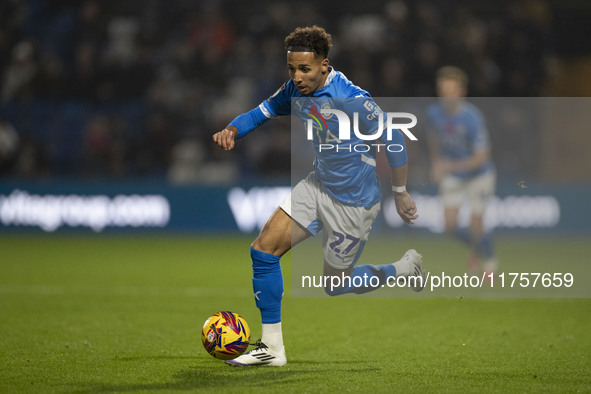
426, 100, 496, 213
230, 68, 408, 268
426, 101, 494, 179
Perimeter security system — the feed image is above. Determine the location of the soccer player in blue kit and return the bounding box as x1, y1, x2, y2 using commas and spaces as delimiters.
427, 66, 498, 277
213, 26, 425, 367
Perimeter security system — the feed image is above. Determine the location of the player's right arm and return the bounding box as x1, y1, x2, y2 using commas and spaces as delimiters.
212, 82, 292, 151
212, 105, 270, 151
427, 132, 446, 183
212, 126, 239, 151
425, 106, 445, 184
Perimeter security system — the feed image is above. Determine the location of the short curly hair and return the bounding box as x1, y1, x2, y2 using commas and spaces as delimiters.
284, 26, 332, 59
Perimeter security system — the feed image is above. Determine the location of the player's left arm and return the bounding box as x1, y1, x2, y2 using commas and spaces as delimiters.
383, 127, 417, 224
354, 96, 418, 224
440, 146, 490, 173
390, 164, 418, 224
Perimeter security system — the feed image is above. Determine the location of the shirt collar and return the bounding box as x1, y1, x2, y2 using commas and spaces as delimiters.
323, 67, 336, 88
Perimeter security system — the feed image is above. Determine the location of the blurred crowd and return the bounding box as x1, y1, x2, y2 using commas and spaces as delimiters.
0, 0, 554, 182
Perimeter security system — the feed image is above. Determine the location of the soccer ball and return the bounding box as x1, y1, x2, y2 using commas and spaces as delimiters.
201, 311, 251, 360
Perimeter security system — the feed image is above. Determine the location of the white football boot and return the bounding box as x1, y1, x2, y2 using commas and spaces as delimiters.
398, 249, 426, 292
225, 341, 287, 367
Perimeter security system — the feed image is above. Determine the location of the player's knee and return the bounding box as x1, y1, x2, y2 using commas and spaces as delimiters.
444, 222, 458, 234
251, 213, 291, 256
251, 237, 272, 255
251, 236, 285, 257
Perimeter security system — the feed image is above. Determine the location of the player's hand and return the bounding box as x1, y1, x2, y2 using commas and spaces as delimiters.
212, 127, 238, 151
394, 191, 418, 224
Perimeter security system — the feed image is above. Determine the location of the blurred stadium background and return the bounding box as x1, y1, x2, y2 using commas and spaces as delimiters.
1, 0, 590, 235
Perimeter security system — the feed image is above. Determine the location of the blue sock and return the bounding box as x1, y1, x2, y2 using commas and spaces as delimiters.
325, 264, 397, 296
456, 227, 495, 259
251, 247, 283, 324
477, 233, 495, 259
454, 227, 472, 247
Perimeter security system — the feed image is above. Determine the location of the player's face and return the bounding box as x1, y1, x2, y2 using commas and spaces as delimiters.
436, 78, 466, 98
287, 51, 329, 96
437, 77, 466, 113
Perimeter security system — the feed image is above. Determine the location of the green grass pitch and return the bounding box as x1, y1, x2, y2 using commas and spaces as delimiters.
0, 234, 589, 393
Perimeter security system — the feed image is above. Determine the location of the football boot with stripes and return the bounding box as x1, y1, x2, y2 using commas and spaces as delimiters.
225, 341, 287, 367
400, 249, 426, 292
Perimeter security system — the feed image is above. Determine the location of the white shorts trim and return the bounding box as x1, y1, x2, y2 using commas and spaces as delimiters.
279, 192, 291, 216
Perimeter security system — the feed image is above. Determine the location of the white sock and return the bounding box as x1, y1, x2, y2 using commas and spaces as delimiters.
261, 322, 284, 352
484, 258, 498, 272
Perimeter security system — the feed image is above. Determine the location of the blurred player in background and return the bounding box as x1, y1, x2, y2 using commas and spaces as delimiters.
426, 66, 498, 277
213, 26, 424, 367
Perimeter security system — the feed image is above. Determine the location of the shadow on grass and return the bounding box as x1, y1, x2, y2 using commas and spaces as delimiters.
73, 360, 379, 393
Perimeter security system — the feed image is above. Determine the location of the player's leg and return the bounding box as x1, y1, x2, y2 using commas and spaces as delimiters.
440, 174, 468, 241
440, 174, 479, 272
445, 204, 481, 273
440, 174, 467, 240
323, 248, 425, 295
316, 194, 425, 295
250, 206, 295, 332
251, 206, 309, 256
444, 205, 461, 234
227, 177, 314, 367
252, 206, 309, 342
467, 211, 496, 276
469, 211, 494, 265
227, 207, 309, 367
467, 171, 497, 275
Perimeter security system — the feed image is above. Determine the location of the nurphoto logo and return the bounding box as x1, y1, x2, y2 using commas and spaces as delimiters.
305, 100, 418, 153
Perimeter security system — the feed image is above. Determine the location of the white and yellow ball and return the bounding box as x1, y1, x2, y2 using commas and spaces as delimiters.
201, 311, 251, 360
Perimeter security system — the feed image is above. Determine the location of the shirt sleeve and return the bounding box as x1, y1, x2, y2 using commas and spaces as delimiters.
259, 81, 293, 118
469, 109, 490, 150
228, 81, 293, 139
383, 128, 408, 168
228, 107, 270, 139
425, 104, 439, 135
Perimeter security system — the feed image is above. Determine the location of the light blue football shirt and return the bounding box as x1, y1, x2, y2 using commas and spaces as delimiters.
426, 100, 494, 179
258, 68, 407, 207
